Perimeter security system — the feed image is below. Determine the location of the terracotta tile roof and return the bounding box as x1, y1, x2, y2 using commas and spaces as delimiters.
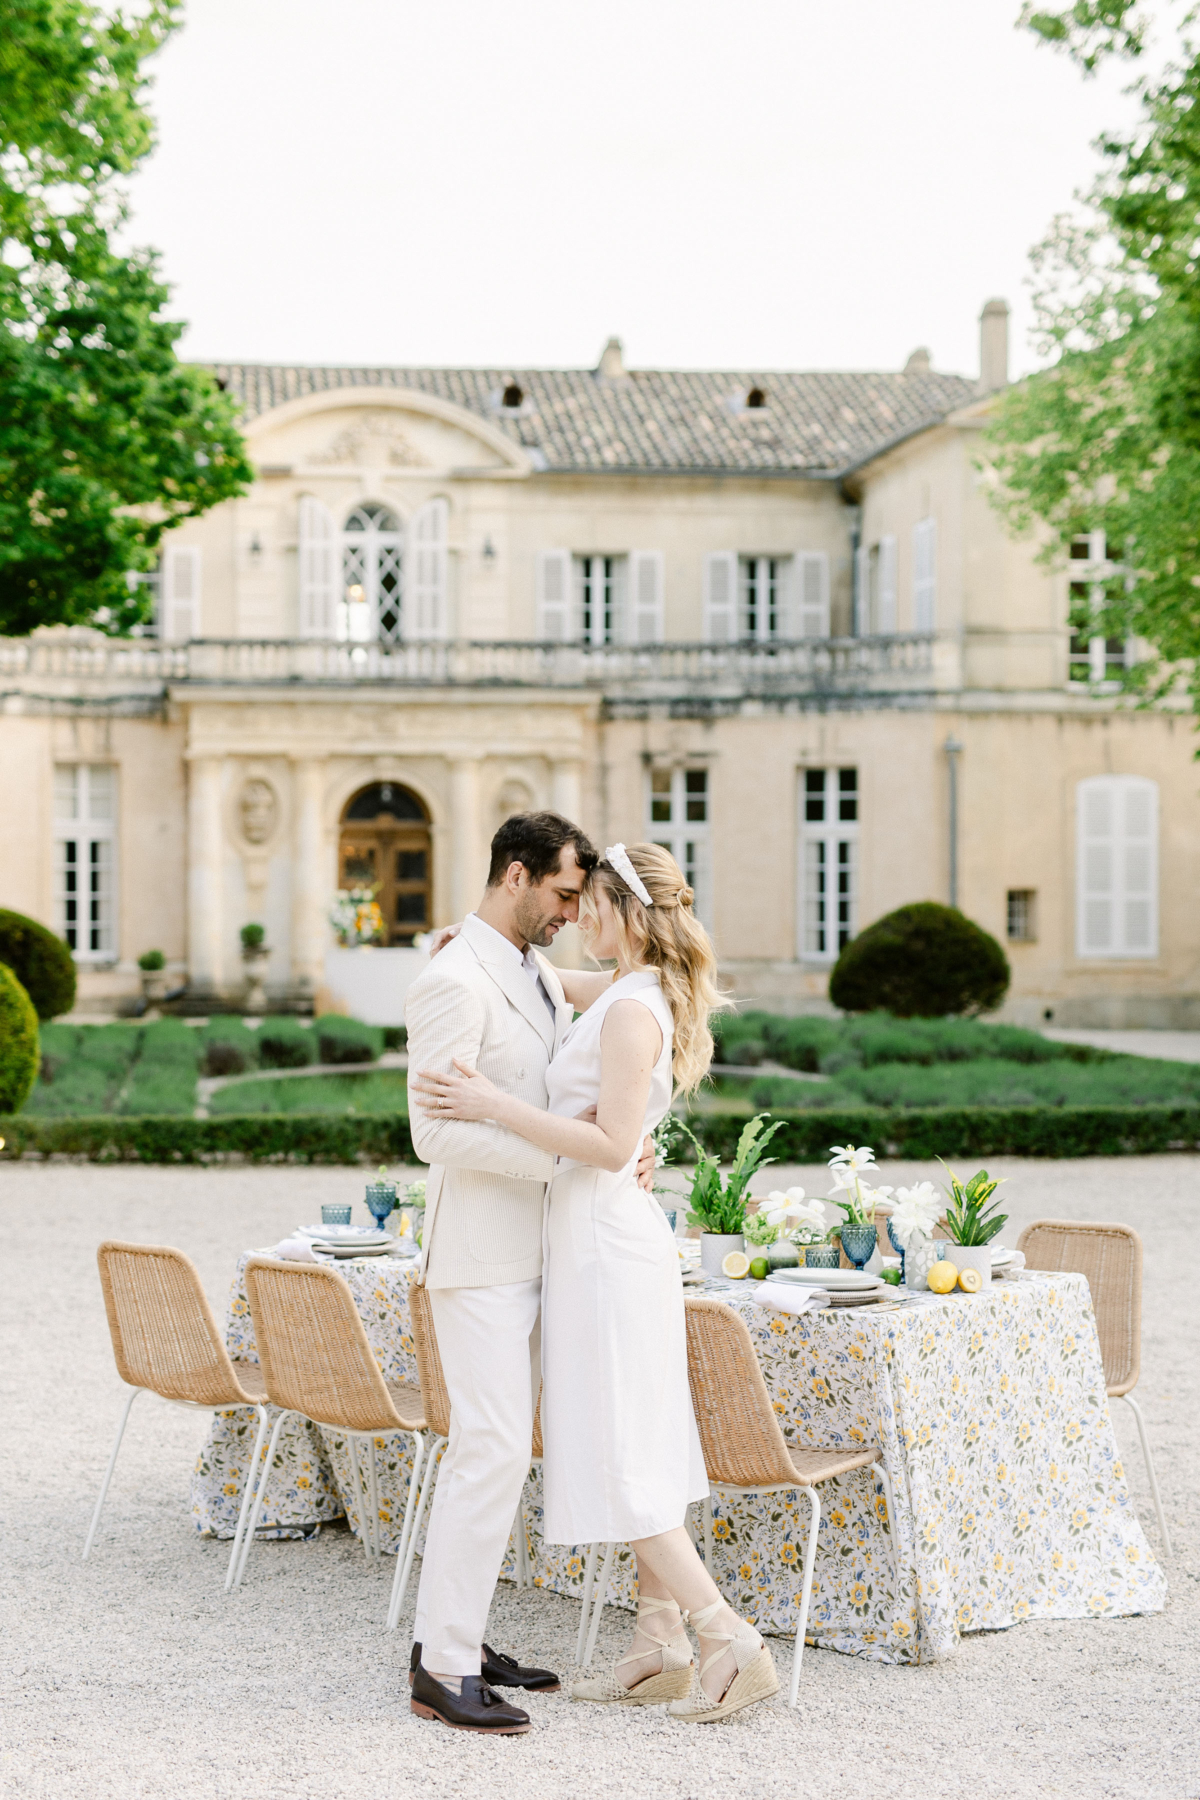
209, 361, 977, 477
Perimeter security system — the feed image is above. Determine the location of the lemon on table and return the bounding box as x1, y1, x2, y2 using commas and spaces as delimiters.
749, 1256, 769, 1281
721, 1250, 751, 1279
926, 1259, 959, 1294
958, 1266, 983, 1293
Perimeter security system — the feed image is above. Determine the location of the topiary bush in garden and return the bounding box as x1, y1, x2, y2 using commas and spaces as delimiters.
257, 1017, 315, 1069
0, 963, 40, 1113
0, 909, 76, 1019
829, 903, 1010, 1019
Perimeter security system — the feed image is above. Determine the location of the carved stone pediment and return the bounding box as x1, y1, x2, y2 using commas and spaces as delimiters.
310, 410, 431, 469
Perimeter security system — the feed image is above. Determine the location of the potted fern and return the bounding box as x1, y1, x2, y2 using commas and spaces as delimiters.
676, 1113, 786, 1275
940, 1164, 1008, 1287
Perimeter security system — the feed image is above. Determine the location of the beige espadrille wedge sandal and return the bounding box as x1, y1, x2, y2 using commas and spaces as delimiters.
668, 1599, 779, 1724
569, 1596, 695, 1705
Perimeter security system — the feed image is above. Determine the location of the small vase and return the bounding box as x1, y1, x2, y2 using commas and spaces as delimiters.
902, 1233, 942, 1291
700, 1232, 744, 1276
766, 1238, 800, 1271
806, 1243, 841, 1270
839, 1222, 877, 1270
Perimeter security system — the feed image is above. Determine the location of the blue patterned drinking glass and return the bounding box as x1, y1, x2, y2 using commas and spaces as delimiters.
806, 1244, 841, 1269
886, 1217, 906, 1285
839, 1222, 877, 1270
364, 1183, 397, 1232
321, 1204, 352, 1227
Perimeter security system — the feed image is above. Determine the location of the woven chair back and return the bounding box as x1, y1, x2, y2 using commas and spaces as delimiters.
1016, 1219, 1142, 1395
408, 1282, 452, 1438
96, 1241, 249, 1407
244, 1258, 400, 1432
684, 1296, 799, 1488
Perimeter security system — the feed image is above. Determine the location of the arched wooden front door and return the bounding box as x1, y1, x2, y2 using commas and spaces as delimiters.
338, 783, 432, 946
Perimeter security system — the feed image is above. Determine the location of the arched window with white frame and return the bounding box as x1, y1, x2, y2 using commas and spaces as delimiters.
1076, 775, 1158, 958
341, 502, 404, 643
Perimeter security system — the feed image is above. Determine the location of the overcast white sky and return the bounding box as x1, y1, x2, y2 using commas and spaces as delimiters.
124, 0, 1142, 379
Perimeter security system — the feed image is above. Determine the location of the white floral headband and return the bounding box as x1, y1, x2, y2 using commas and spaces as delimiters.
604, 843, 653, 906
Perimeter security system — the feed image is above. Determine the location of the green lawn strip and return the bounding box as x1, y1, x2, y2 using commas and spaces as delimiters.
26, 1021, 141, 1116
709, 1054, 1200, 1111
5, 1102, 1200, 1162
115, 1019, 201, 1115
209, 1070, 409, 1115
714, 1009, 1121, 1074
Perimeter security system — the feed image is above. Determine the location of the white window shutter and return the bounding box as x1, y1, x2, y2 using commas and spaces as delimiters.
629, 551, 665, 643
913, 517, 937, 630
703, 552, 737, 641
536, 549, 573, 640
1076, 775, 1158, 958
161, 546, 201, 642
410, 497, 449, 640
877, 536, 897, 634
793, 552, 829, 638
298, 496, 338, 638
853, 543, 870, 636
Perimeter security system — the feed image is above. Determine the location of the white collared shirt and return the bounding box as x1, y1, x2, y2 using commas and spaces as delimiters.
468, 913, 555, 1018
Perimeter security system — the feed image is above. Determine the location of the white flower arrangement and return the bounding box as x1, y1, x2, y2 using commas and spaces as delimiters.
328, 886, 385, 947
888, 1181, 942, 1250
763, 1186, 828, 1244
826, 1144, 891, 1226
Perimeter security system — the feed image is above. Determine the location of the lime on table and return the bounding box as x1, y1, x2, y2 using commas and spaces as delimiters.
721, 1250, 751, 1279
880, 1267, 902, 1286
749, 1256, 769, 1281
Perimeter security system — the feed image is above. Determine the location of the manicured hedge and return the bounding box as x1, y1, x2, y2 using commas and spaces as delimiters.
4, 1103, 1200, 1163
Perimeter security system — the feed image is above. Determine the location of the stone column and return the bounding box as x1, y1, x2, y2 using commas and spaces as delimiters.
550, 758, 583, 825
291, 757, 326, 994
187, 755, 225, 995
449, 756, 483, 922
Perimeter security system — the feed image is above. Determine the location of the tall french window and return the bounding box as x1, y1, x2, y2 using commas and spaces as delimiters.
799, 768, 858, 958
648, 767, 711, 924
1068, 532, 1129, 682
341, 504, 404, 643
1075, 775, 1158, 958
54, 765, 117, 959
575, 555, 626, 644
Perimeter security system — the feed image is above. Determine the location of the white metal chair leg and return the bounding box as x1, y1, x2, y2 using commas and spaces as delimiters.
1120, 1394, 1172, 1556
583, 1541, 616, 1668
703, 1491, 714, 1569
365, 1436, 382, 1559
575, 1542, 600, 1663
391, 1434, 444, 1625
386, 1432, 426, 1630
788, 1486, 822, 1708
225, 1404, 270, 1592
232, 1407, 292, 1588
83, 1387, 144, 1559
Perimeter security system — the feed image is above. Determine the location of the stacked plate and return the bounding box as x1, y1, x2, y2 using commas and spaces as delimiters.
301, 1225, 397, 1259
766, 1266, 888, 1308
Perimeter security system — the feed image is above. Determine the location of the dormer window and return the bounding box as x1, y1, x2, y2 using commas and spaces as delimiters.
746, 386, 767, 409
502, 382, 524, 409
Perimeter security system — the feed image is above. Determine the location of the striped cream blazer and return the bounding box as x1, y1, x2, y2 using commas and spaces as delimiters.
405, 913, 572, 1290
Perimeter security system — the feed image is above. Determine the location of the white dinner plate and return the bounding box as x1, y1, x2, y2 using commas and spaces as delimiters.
767, 1266, 884, 1292
312, 1242, 396, 1259
991, 1245, 1013, 1266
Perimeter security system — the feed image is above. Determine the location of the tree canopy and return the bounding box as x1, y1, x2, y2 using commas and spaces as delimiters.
986, 4, 1200, 709
0, 0, 252, 636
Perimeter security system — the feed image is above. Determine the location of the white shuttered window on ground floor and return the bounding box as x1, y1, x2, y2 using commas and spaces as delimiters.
54, 764, 117, 960
647, 766, 711, 925
1076, 776, 1158, 958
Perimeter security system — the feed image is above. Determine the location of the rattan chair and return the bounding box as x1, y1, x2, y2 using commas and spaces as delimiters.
235, 1258, 439, 1602
86, 1241, 270, 1588
1016, 1219, 1170, 1554
684, 1295, 897, 1707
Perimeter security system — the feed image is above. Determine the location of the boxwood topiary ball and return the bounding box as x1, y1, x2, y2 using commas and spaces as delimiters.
829, 902, 1010, 1019
0, 962, 40, 1113
0, 909, 76, 1020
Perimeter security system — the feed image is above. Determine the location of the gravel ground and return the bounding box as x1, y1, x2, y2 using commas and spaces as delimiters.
2, 1158, 1198, 1800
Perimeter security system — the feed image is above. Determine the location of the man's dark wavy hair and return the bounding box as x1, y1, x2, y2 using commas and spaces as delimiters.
486, 811, 598, 887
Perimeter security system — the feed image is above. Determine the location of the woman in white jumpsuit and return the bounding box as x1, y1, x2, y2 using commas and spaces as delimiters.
416, 843, 780, 1724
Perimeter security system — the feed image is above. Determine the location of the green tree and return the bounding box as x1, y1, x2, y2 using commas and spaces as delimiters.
0, 0, 252, 636
986, 4, 1200, 709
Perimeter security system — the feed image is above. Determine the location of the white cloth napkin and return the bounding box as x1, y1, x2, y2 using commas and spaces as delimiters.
267, 1234, 321, 1262
754, 1281, 830, 1315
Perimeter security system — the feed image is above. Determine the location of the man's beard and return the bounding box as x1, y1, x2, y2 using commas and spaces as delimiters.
514, 892, 559, 948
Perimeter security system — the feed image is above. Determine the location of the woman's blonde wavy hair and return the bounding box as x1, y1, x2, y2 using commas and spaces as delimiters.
577, 842, 727, 1093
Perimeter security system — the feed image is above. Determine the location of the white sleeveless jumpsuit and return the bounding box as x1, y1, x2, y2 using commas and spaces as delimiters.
540, 969, 708, 1544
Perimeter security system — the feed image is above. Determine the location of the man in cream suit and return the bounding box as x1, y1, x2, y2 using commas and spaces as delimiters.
405, 811, 653, 1735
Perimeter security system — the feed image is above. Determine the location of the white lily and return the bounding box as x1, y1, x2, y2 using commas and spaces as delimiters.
827, 1143, 877, 1176
889, 1181, 942, 1250
763, 1186, 826, 1233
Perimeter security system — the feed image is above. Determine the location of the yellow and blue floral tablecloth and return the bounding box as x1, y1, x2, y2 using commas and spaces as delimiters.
191, 1254, 1165, 1664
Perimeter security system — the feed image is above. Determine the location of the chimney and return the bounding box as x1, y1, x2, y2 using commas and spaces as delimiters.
597, 336, 626, 379
979, 298, 1009, 393
904, 347, 932, 375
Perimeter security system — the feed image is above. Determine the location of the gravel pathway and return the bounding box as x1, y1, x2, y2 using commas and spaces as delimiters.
2, 1159, 1198, 1799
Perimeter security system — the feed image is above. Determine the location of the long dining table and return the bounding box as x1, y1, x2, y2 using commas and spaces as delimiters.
192, 1248, 1165, 1664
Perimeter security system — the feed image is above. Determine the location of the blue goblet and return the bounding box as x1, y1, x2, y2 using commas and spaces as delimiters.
886, 1217, 906, 1286
364, 1181, 397, 1233
839, 1221, 877, 1271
